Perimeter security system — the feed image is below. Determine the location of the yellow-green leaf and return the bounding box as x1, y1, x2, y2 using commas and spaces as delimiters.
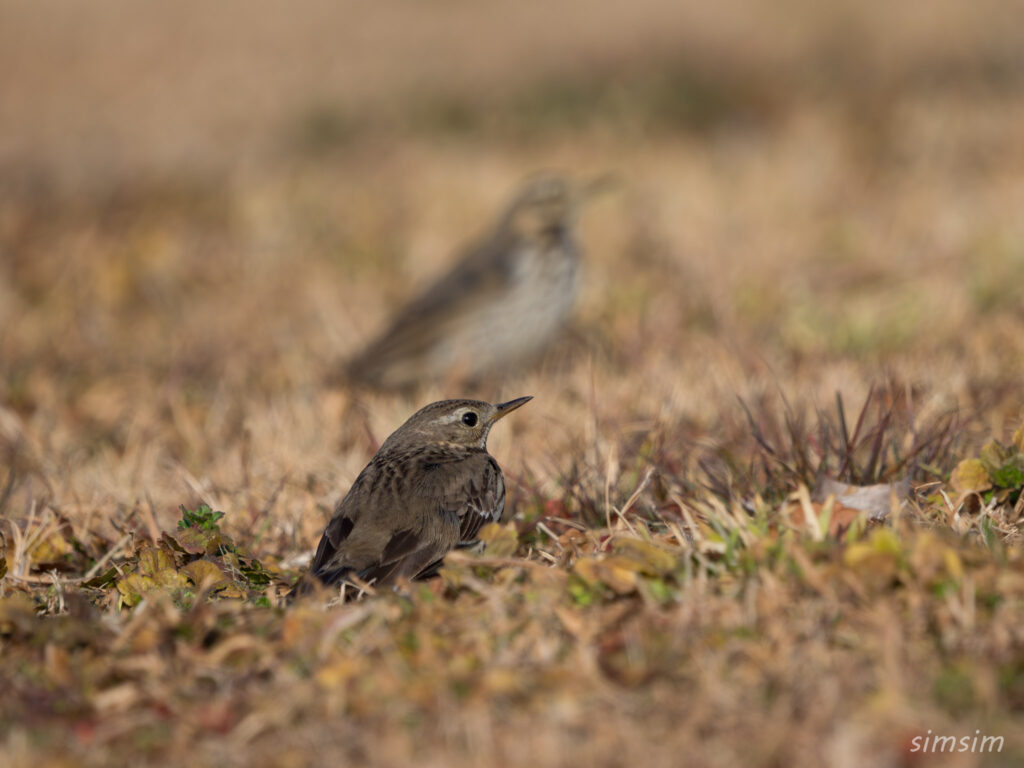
29, 530, 72, 565
572, 556, 638, 595
843, 528, 903, 590
978, 440, 1012, 474
184, 559, 230, 590
116, 574, 155, 607
611, 538, 678, 575
571, 557, 602, 586
137, 547, 177, 578
950, 459, 992, 494
478, 522, 519, 558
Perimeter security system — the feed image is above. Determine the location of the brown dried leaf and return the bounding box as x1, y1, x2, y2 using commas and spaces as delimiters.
0, 594, 37, 637
175, 527, 224, 555
783, 500, 862, 539
827, 503, 863, 539
815, 477, 910, 521
160, 532, 186, 553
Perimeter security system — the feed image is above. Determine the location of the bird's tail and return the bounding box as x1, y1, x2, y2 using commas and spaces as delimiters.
285, 563, 372, 604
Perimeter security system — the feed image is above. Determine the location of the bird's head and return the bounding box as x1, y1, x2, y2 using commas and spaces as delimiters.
501, 172, 618, 245
383, 396, 533, 451
503, 173, 574, 243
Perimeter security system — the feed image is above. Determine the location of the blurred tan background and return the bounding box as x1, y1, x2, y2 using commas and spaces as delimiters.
2, 0, 1022, 181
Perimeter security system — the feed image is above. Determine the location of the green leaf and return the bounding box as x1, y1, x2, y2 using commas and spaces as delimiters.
991, 462, 1024, 490
980, 516, 997, 550
568, 576, 597, 606
178, 504, 225, 531
240, 558, 273, 589
81, 567, 118, 589
979, 440, 1011, 474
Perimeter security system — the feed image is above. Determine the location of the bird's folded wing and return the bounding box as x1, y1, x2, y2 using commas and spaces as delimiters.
443, 454, 505, 544
308, 450, 506, 587
311, 503, 427, 580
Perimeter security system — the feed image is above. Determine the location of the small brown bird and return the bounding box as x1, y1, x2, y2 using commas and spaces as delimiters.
342, 173, 591, 390
291, 396, 531, 598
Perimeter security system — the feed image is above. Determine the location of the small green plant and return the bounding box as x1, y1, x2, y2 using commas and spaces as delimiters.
178, 504, 225, 531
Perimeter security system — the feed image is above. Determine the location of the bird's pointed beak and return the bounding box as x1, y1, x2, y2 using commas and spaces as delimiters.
491, 396, 533, 422
580, 172, 620, 203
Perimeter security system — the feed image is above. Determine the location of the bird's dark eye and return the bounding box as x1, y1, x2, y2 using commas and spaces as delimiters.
461, 411, 478, 427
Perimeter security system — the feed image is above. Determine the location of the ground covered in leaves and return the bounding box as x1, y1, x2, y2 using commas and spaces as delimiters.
3, 2, 1024, 766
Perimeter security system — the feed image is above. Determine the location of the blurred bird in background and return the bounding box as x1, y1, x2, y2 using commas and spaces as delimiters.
338, 172, 611, 390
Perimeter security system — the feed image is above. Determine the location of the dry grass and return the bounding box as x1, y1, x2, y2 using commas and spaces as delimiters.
3, 2, 1024, 766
